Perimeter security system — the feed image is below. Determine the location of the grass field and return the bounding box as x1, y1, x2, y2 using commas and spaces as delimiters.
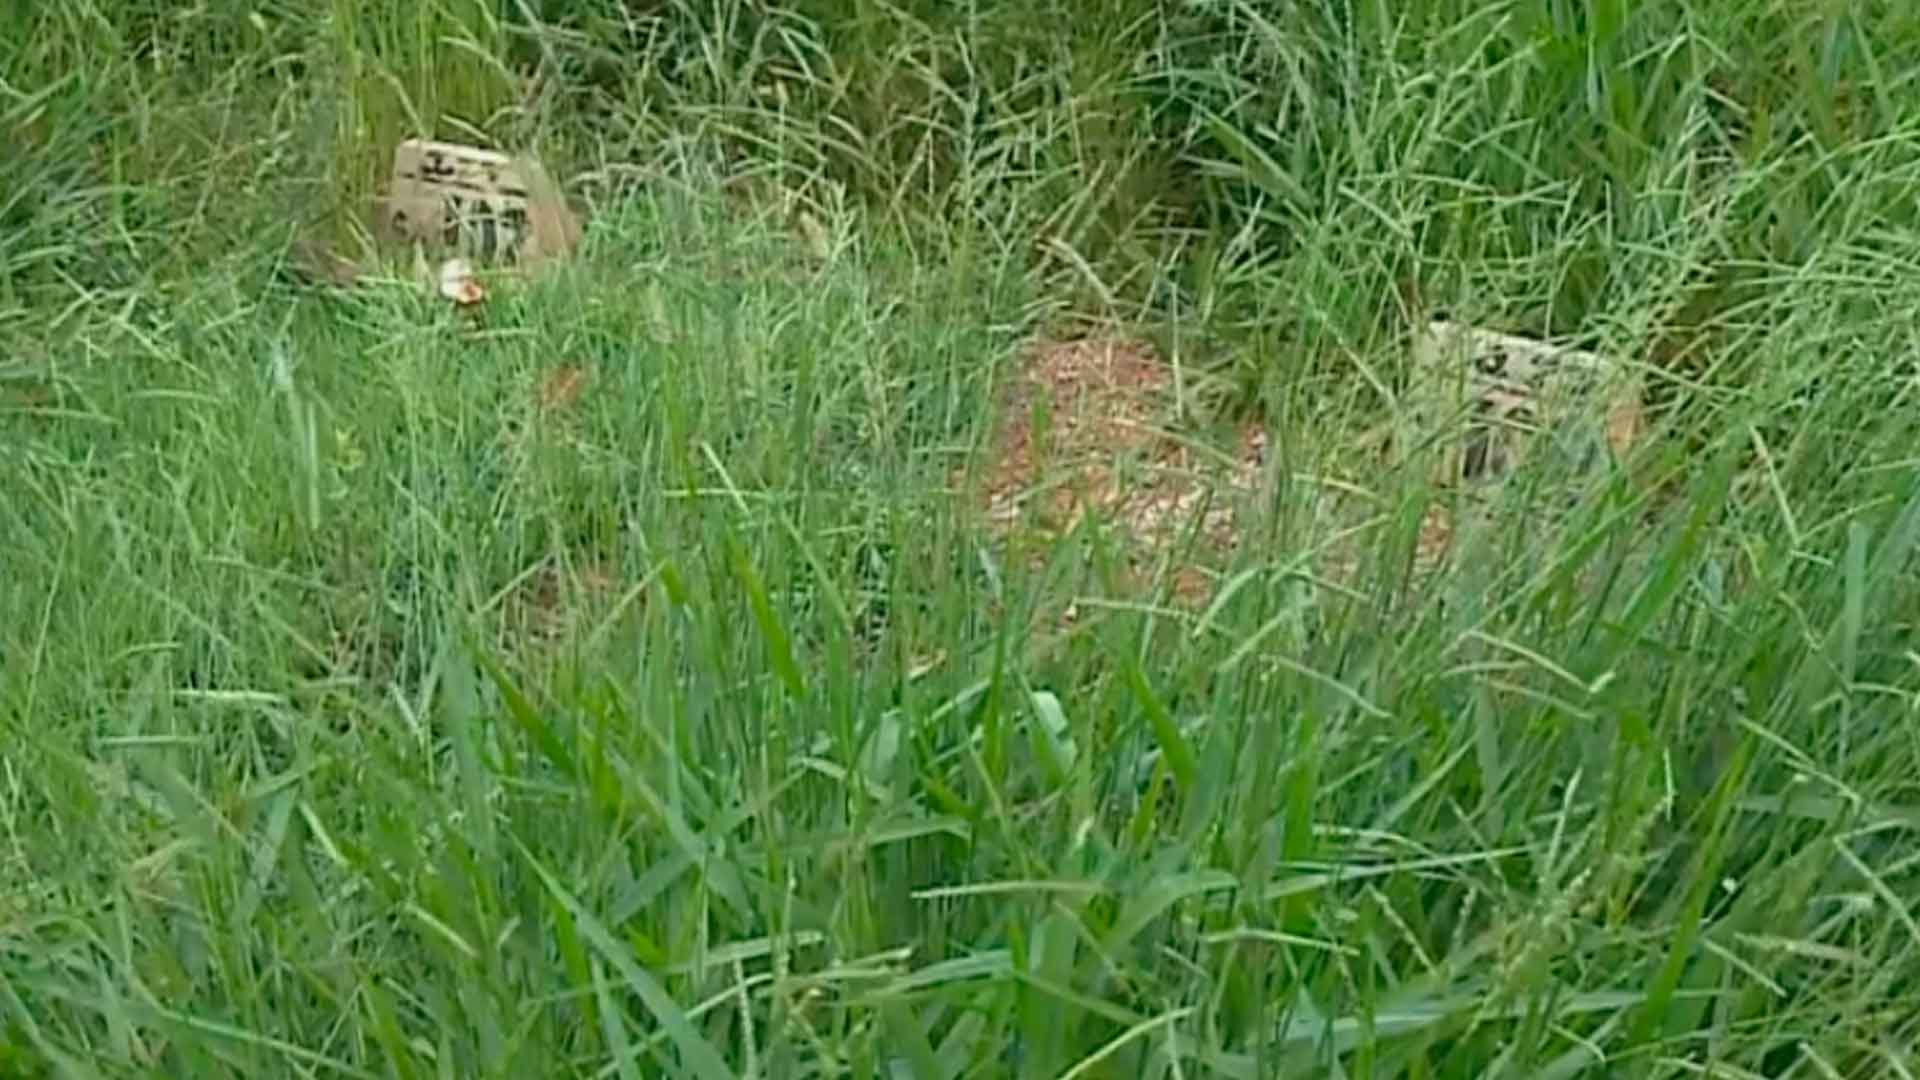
6, 2, 1920, 1077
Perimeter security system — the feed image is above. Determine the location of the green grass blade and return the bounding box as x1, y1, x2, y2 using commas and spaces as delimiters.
519, 842, 738, 1080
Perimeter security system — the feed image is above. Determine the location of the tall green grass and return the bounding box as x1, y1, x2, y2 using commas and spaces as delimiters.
6, 1, 1920, 1076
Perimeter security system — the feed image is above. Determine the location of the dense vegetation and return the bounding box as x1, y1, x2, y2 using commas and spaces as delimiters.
5, 1, 1920, 1076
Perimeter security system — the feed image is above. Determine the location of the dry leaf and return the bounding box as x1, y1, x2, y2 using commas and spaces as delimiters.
537, 364, 590, 412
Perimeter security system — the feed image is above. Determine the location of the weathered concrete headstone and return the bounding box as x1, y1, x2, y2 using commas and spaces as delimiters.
378, 139, 580, 267
1407, 320, 1644, 488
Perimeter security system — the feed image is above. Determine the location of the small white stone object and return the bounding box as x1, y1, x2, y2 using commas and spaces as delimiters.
436, 257, 485, 306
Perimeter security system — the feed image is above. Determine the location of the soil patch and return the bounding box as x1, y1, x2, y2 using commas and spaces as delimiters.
962, 335, 1266, 610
